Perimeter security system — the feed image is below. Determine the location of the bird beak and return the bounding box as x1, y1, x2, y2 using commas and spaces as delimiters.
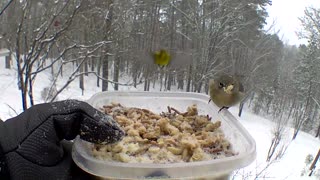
223, 85, 234, 94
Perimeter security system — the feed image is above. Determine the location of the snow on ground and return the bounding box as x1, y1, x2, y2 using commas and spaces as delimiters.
228, 107, 320, 180
0, 56, 319, 179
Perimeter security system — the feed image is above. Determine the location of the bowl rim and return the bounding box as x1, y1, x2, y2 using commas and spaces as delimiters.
73, 91, 256, 173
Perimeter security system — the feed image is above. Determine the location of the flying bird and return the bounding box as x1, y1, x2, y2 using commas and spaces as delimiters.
153, 49, 171, 68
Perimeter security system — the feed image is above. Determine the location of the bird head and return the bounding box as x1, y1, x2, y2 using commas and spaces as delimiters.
215, 75, 241, 95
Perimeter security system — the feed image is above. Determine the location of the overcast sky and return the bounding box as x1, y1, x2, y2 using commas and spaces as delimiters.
265, 0, 320, 45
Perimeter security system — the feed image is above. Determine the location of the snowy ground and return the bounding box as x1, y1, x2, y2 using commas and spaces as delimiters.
229, 107, 320, 180
0, 56, 319, 179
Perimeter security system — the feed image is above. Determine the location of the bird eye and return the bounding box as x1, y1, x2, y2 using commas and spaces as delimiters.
219, 82, 224, 88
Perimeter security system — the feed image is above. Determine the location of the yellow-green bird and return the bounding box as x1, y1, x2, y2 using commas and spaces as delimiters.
153, 49, 171, 68
208, 75, 244, 112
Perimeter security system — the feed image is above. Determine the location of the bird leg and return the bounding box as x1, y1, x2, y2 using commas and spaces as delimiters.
218, 106, 229, 113
208, 99, 212, 104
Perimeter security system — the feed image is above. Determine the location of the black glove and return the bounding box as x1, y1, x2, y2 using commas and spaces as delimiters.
0, 100, 124, 180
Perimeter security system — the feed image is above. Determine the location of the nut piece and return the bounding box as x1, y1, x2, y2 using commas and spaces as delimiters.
205, 121, 221, 131
167, 146, 183, 155
114, 153, 131, 163
127, 129, 140, 136
143, 126, 161, 139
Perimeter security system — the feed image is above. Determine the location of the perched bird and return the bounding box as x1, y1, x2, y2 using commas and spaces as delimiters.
153, 49, 171, 68
208, 75, 244, 112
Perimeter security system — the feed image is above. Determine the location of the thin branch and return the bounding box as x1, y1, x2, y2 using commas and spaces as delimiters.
31, 41, 111, 75
78, 71, 143, 86
35, 0, 72, 41
0, 0, 14, 16
30, 44, 77, 75
255, 160, 276, 178
5, 103, 18, 116
169, 3, 195, 27
29, 0, 82, 69
175, 30, 192, 41
305, 8, 320, 35
311, 97, 320, 108
50, 56, 89, 102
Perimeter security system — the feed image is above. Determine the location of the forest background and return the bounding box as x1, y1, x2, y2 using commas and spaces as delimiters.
1, 0, 320, 158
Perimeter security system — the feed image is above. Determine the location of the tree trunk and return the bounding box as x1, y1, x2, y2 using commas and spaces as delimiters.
309, 148, 320, 176
102, 56, 109, 91
28, 76, 34, 107
60, 58, 63, 77
144, 76, 148, 91
186, 65, 192, 92
79, 62, 84, 95
97, 58, 101, 87
294, 81, 312, 139
113, 54, 120, 91
84, 60, 88, 76
133, 71, 137, 88
287, 99, 295, 120
160, 70, 164, 91
167, 71, 173, 91
204, 80, 209, 94
20, 78, 27, 110
5, 54, 11, 69
147, 78, 151, 91
164, 71, 168, 91
292, 112, 303, 140
177, 71, 184, 90
91, 57, 95, 71
315, 118, 320, 137
23, 68, 30, 109
197, 81, 202, 93
266, 97, 272, 114
17, 53, 28, 110
102, 0, 113, 91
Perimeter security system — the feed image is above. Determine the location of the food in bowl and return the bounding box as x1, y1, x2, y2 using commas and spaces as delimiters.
90, 103, 236, 163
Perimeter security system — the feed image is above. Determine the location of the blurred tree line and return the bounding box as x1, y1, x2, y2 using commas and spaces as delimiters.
1, 0, 320, 138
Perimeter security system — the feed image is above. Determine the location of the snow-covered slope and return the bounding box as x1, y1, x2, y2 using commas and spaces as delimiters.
228, 107, 320, 179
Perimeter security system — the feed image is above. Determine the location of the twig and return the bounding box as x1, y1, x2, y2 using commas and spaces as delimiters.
0, 0, 13, 16
167, 106, 171, 113
168, 106, 187, 116
5, 103, 18, 116
84, 71, 144, 86
255, 159, 277, 178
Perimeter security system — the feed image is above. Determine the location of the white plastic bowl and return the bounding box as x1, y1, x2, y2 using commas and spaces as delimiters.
72, 91, 256, 180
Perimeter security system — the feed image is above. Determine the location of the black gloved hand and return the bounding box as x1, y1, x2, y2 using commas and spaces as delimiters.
0, 100, 124, 180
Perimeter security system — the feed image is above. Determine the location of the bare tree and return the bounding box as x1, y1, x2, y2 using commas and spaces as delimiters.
267, 112, 290, 161
101, 0, 114, 91
7, 1, 84, 109
1, 0, 113, 109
